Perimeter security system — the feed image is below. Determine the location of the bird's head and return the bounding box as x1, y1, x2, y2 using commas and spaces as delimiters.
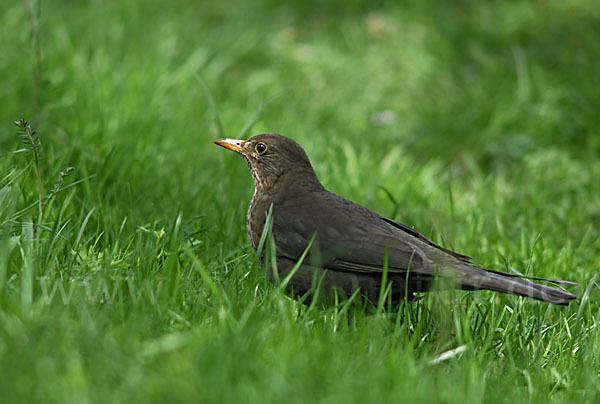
214, 133, 323, 193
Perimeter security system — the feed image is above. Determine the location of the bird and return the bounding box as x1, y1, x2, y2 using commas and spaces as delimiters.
214, 134, 577, 306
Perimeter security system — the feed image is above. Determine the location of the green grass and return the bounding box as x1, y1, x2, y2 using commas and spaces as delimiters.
1, 0, 599, 402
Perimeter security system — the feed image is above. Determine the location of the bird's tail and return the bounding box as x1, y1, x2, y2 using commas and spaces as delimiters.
456, 265, 577, 305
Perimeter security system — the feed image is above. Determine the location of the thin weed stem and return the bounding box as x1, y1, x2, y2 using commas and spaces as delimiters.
14, 118, 42, 250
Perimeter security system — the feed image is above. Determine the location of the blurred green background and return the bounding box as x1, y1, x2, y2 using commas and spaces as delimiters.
1, 0, 599, 403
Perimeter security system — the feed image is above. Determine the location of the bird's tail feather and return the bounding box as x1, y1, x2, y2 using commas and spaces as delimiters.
477, 267, 579, 286
458, 265, 577, 305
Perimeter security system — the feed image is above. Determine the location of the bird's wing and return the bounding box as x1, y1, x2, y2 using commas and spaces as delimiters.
270, 191, 434, 274
380, 217, 473, 262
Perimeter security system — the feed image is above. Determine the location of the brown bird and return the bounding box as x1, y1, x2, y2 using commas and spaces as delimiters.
214, 134, 577, 306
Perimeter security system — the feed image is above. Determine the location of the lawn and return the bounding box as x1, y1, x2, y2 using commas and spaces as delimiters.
0, 0, 599, 402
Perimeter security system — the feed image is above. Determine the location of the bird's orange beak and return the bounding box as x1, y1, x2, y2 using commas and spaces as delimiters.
213, 138, 248, 155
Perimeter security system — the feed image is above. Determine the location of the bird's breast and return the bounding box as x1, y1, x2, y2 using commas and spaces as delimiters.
247, 190, 272, 252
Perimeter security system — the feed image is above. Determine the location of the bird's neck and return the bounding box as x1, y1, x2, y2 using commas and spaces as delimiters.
253, 168, 323, 196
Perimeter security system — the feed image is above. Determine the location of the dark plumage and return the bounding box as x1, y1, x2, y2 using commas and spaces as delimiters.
214, 134, 577, 306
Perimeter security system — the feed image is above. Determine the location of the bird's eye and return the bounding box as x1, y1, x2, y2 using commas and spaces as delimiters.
255, 142, 267, 155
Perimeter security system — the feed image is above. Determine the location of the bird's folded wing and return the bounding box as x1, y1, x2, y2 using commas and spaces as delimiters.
324, 232, 431, 274
381, 217, 473, 262
271, 199, 432, 275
